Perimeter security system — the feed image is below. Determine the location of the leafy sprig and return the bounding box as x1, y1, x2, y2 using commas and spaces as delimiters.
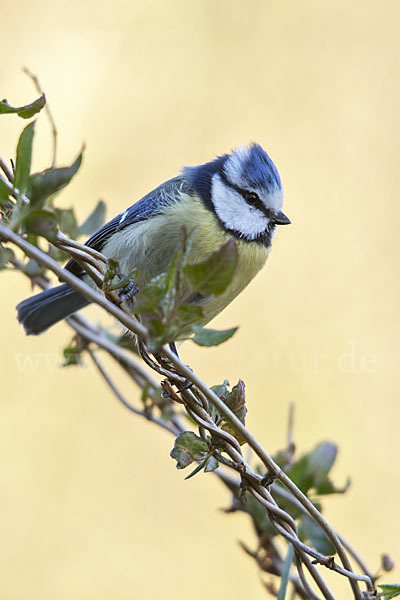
0, 86, 397, 600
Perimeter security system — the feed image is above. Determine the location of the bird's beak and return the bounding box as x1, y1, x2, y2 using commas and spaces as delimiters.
273, 211, 291, 225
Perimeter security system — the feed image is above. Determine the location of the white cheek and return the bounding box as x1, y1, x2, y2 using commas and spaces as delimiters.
211, 175, 269, 239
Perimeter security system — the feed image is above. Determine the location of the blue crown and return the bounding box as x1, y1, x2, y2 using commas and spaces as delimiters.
183, 143, 281, 206
237, 143, 281, 193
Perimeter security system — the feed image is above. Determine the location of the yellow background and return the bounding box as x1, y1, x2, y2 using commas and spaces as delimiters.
1, 1, 399, 598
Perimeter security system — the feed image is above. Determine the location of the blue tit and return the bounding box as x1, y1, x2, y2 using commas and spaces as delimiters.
16, 143, 290, 336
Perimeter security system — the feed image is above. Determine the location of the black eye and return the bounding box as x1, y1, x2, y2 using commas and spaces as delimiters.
244, 191, 260, 206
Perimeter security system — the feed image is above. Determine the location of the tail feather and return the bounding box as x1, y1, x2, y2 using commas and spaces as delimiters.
16, 284, 90, 335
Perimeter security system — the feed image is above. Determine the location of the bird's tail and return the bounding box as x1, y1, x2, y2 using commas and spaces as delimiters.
16, 284, 90, 335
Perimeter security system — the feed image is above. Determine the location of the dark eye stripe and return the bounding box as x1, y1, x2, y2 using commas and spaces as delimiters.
244, 191, 271, 215
219, 170, 273, 218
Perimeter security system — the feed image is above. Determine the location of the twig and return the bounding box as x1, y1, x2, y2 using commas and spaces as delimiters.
339, 536, 376, 583
287, 402, 295, 453
294, 554, 322, 600
9, 254, 159, 395
87, 347, 179, 436
0, 172, 30, 205
66, 314, 158, 391
56, 233, 108, 264
4, 227, 318, 600
159, 346, 369, 599
10, 253, 186, 443
0, 158, 13, 183
271, 484, 375, 583
55, 244, 104, 276
22, 66, 58, 167
0, 222, 375, 599
176, 387, 368, 595
0, 222, 148, 338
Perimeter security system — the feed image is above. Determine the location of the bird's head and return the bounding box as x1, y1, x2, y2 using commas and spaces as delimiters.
184, 143, 290, 246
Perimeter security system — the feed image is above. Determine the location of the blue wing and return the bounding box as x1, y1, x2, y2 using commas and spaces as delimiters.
65, 175, 191, 277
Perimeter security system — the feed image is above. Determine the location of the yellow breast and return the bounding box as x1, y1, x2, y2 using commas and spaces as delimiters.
101, 193, 270, 328
169, 195, 270, 327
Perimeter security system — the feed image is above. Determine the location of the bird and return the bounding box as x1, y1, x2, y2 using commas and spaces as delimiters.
16, 143, 290, 337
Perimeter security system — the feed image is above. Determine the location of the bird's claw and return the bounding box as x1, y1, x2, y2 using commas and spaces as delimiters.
118, 277, 139, 305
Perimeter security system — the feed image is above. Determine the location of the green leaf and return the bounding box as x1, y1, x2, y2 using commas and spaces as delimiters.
0, 178, 10, 206
0, 94, 46, 119
204, 455, 219, 473
184, 238, 237, 296
147, 319, 166, 352
277, 544, 294, 600
220, 380, 247, 443
315, 476, 350, 495
203, 380, 247, 435
22, 209, 58, 243
0, 244, 15, 270
165, 251, 178, 297
184, 460, 207, 480
14, 121, 35, 195
62, 344, 82, 367
298, 515, 336, 556
287, 442, 346, 495
224, 380, 246, 423
170, 432, 209, 469
22, 258, 45, 277
211, 380, 230, 398
183, 453, 218, 479
77, 199, 106, 235
167, 304, 204, 342
245, 492, 275, 535
102, 258, 121, 291
191, 324, 237, 346
108, 268, 139, 292
306, 443, 337, 490
132, 275, 166, 314
133, 288, 164, 314
7, 197, 30, 231
378, 584, 400, 600
28, 149, 83, 205
55, 208, 78, 237
180, 225, 199, 266
140, 383, 151, 406
48, 245, 69, 263
177, 303, 203, 324
286, 454, 309, 491
114, 332, 140, 355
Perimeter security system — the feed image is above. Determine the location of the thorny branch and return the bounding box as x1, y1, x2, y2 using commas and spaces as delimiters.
0, 219, 378, 600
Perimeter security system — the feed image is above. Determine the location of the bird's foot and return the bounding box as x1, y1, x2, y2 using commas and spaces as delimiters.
117, 277, 139, 307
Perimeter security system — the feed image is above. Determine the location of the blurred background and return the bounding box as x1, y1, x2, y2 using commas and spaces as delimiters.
1, 1, 399, 598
